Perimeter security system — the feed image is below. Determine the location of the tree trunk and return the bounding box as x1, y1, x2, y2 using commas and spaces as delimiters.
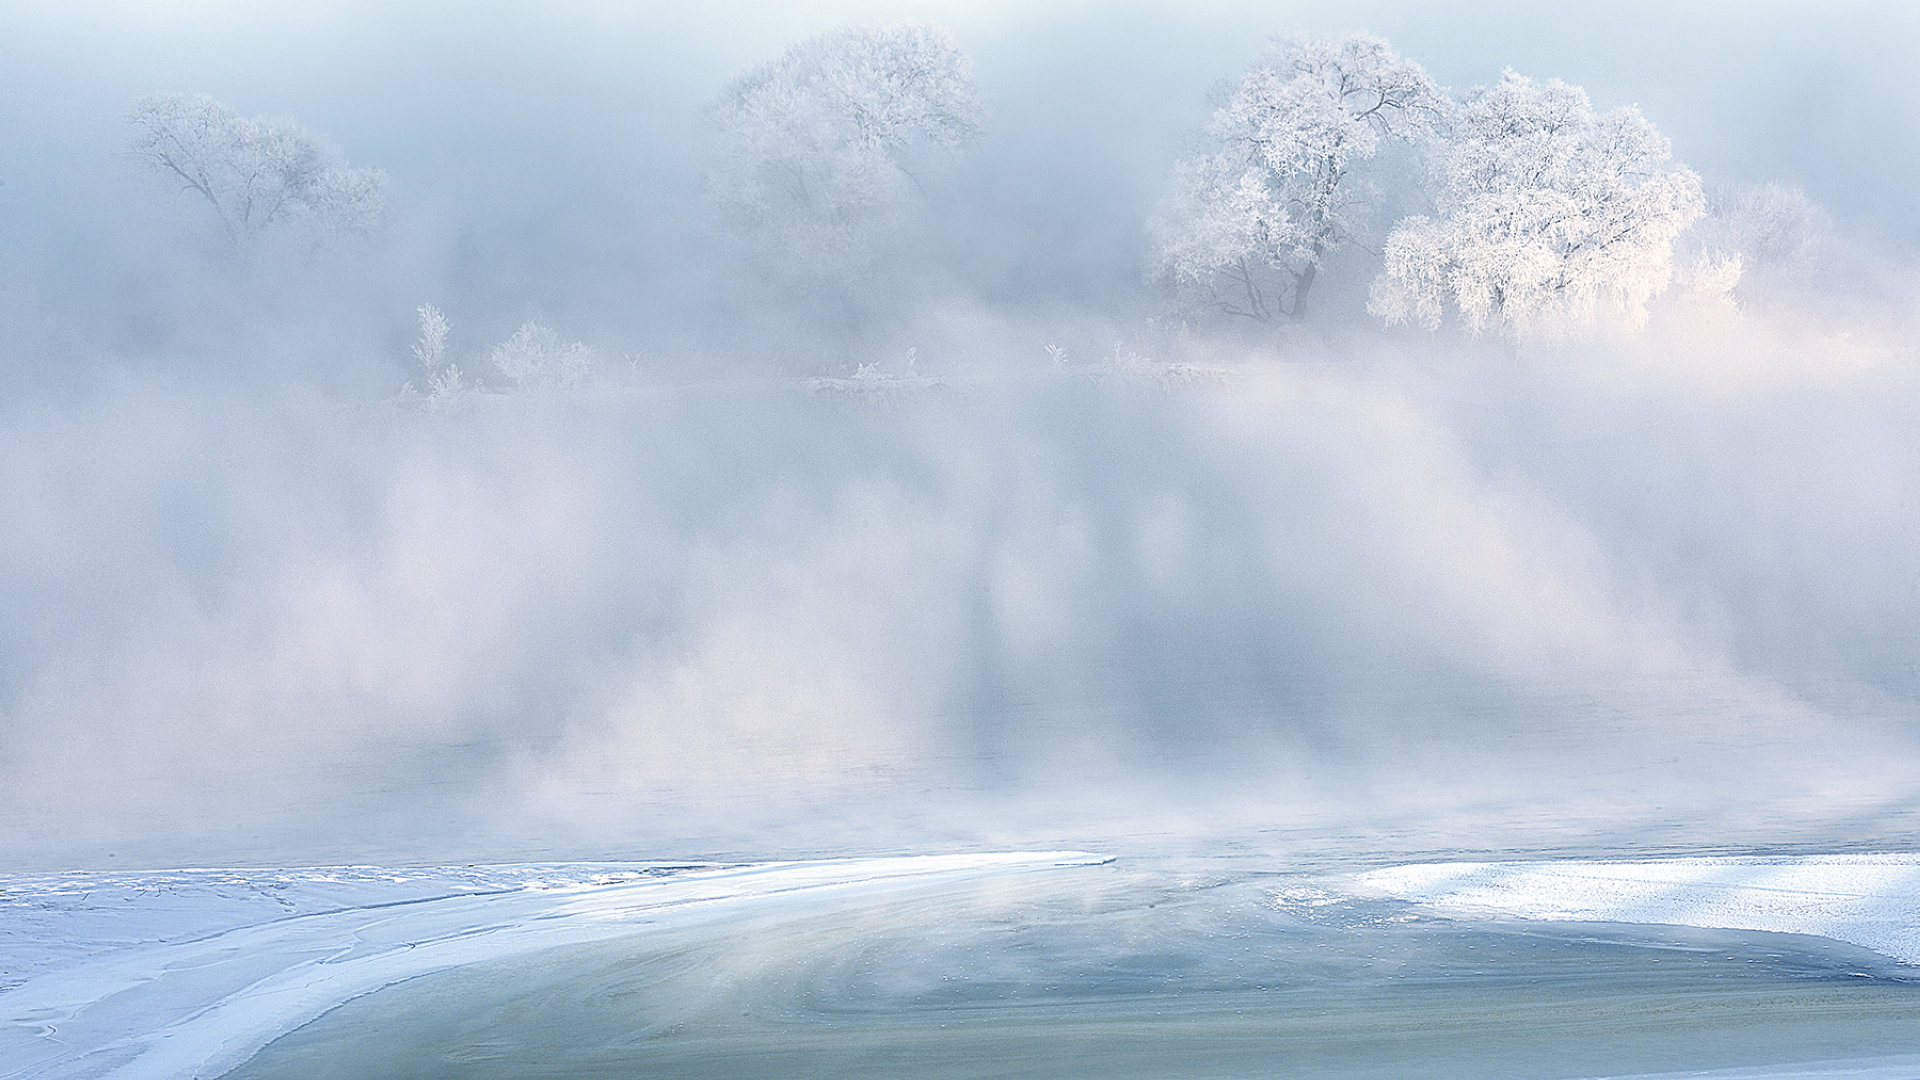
1289, 242, 1325, 322
1290, 261, 1320, 319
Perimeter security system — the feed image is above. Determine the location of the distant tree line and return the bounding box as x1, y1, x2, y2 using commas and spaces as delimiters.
125, 26, 1824, 354
1150, 36, 1751, 342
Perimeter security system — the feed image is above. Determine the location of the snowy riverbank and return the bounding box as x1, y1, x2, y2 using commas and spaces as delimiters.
6, 851, 1920, 1079
1352, 854, 1920, 966
0, 853, 1108, 1080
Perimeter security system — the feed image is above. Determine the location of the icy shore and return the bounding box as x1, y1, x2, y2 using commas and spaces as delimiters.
0, 853, 1108, 1080
1351, 854, 1920, 966
7, 851, 1920, 1079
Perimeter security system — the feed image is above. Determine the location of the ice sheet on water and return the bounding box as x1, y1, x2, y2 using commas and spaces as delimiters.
1583, 1054, 1920, 1079
1350, 853, 1920, 965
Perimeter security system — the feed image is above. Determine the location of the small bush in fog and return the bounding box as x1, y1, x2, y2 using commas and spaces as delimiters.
489, 321, 595, 390
404, 304, 466, 401
128, 93, 386, 248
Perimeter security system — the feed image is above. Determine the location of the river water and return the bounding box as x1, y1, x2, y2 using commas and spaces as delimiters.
226, 858, 1920, 1080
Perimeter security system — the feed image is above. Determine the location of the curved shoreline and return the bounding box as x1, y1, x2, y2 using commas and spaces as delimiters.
0, 853, 1109, 1080
6, 851, 1919, 1078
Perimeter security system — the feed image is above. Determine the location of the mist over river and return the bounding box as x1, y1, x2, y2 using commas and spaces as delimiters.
223, 858, 1920, 1080
4, 1, 1920, 1077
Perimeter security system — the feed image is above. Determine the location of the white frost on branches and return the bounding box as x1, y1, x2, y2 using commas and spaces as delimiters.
1694, 182, 1829, 272
406, 304, 465, 400
1676, 181, 1830, 302
489, 322, 595, 390
705, 24, 982, 274
412, 304, 449, 371
1368, 71, 1704, 341
400, 311, 595, 401
128, 93, 386, 246
1152, 35, 1446, 322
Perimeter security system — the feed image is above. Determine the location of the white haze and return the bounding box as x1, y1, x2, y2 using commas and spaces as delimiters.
1, 1, 1918, 869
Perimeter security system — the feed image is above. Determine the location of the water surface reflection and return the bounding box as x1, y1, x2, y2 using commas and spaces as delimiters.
229, 861, 1920, 1080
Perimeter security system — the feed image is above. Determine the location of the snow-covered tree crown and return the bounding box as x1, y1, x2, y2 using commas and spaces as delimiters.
1206, 34, 1447, 172
128, 93, 386, 246
1369, 70, 1704, 341
1151, 34, 1446, 322
705, 24, 982, 272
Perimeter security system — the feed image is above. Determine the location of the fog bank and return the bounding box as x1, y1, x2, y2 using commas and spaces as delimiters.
2, 1, 1917, 867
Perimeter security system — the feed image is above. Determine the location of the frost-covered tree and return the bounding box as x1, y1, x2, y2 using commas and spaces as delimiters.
704, 24, 983, 276
1152, 35, 1446, 322
1368, 71, 1704, 341
403, 304, 466, 401
128, 93, 386, 247
1677, 181, 1829, 297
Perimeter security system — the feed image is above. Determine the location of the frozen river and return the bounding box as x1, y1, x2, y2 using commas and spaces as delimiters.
7, 852, 1920, 1080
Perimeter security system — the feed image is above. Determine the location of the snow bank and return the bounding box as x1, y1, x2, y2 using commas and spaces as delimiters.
0, 852, 1108, 1080
1352, 854, 1920, 966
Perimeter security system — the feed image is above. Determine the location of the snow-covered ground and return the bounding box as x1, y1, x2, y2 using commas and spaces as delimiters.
1351, 854, 1920, 966
0, 853, 1108, 1080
